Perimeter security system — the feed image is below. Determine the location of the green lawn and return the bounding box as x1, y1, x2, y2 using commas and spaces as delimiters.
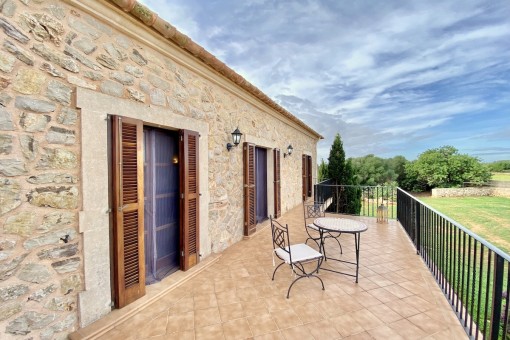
492, 172, 510, 181
420, 196, 510, 253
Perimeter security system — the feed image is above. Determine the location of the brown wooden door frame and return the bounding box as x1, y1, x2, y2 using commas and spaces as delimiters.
111, 117, 201, 309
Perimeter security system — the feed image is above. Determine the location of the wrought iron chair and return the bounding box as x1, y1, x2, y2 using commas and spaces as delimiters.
303, 201, 343, 255
270, 216, 325, 298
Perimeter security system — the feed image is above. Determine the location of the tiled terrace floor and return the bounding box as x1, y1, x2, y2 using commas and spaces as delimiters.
91, 204, 468, 339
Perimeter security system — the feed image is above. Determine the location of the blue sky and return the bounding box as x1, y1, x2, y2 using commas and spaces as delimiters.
139, 0, 510, 163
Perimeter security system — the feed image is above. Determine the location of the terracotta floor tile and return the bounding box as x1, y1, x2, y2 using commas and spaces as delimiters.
281, 324, 314, 340
166, 311, 194, 333
367, 274, 395, 287
264, 295, 290, 312
194, 307, 221, 328
254, 331, 285, 340
402, 294, 435, 313
194, 293, 218, 310
247, 314, 279, 336
350, 308, 384, 330
292, 302, 324, 323
236, 286, 261, 302
389, 318, 427, 339
219, 302, 245, 322
314, 298, 345, 318
306, 319, 341, 340
216, 290, 241, 306
332, 295, 364, 313
367, 303, 403, 323
270, 308, 302, 329
383, 284, 414, 299
169, 296, 195, 314
330, 313, 364, 337
357, 278, 381, 291
257, 284, 279, 298
95, 328, 128, 340
385, 298, 421, 318
222, 317, 253, 340
351, 291, 383, 308
193, 282, 216, 296
424, 326, 468, 339
341, 331, 374, 339
368, 325, 405, 340
165, 329, 195, 340
408, 312, 448, 334
195, 323, 224, 340
242, 298, 269, 316
215, 279, 236, 293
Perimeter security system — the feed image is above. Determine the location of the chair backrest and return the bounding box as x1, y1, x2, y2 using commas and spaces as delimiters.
270, 215, 292, 262
303, 201, 325, 226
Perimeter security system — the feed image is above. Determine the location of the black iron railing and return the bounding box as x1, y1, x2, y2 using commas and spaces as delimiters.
397, 188, 510, 340
314, 180, 397, 219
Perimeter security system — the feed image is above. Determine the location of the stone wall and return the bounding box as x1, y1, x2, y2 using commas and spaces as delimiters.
0, 0, 318, 337
432, 187, 510, 198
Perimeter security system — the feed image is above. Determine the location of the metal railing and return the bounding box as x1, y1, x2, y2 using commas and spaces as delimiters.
314, 180, 397, 219
397, 188, 510, 339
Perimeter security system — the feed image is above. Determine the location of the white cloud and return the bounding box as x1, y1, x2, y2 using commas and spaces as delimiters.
137, 0, 510, 162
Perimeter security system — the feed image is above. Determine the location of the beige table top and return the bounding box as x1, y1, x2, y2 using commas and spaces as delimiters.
313, 217, 368, 233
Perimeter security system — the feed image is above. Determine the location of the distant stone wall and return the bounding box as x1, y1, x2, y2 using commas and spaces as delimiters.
432, 187, 510, 197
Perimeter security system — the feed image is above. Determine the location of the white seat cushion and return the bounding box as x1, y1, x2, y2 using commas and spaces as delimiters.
275, 243, 323, 264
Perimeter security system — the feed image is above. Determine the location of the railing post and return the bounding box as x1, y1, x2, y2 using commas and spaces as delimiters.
489, 254, 504, 339
415, 200, 420, 255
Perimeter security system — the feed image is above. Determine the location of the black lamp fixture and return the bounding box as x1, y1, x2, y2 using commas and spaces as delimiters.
283, 144, 293, 158
226, 127, 243, 151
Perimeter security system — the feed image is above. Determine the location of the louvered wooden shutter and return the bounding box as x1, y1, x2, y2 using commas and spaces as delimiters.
302, 154, 307, 201
307, 155, 312, 197
273, 149, 281, 218
112, 116, 145, 308
244, 142, 256, 236
180, 129, 200, 271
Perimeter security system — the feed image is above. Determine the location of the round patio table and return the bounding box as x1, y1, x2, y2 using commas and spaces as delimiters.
313, 217, 368, 283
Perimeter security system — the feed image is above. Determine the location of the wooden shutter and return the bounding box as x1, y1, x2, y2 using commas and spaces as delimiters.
112, 116, 145, 308
273, 149, 281, 218
180, 129, 200, 271
302, 154, 307, 201
307, 155, 312, 197
244, 142, 256, 236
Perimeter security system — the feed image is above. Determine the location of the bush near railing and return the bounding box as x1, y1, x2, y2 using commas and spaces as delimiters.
397, 188, 510, 340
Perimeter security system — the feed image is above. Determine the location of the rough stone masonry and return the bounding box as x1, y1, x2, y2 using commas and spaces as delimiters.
0, 0, 318, 338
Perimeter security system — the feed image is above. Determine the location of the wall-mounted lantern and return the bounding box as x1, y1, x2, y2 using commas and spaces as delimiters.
226, 127, 242, 151
283, 144, 294, 158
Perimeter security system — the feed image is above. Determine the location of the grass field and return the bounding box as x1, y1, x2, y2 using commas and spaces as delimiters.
420, 196, 510, 253
492, 172, 510, 181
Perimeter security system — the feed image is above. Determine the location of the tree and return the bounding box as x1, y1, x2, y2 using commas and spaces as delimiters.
317, 158, 328, 182
406, 146, 491, 189
351, 154, 392, 185
327, 133, 361, 214
486, 160, 510, 172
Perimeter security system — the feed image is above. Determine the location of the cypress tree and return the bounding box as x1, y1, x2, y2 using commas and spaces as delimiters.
327, 133, 361, 214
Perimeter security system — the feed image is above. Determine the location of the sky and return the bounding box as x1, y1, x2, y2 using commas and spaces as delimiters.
139, 0, 510, 163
